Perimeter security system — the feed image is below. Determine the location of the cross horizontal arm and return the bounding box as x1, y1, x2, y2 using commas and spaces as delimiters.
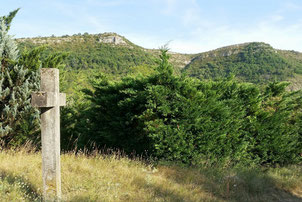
31, 92, 66, 108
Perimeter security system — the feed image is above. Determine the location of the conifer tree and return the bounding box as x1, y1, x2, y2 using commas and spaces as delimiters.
0, 10, 68, 147
0, 11, 40, 146
2, 8, 20, 30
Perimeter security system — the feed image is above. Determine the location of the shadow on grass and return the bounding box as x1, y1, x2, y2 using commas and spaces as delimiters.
0, 169, 96, 202
69, 196, 96, 202
160, 166, 302, 202
0, 170, 42, 201
132, 175, 194, 202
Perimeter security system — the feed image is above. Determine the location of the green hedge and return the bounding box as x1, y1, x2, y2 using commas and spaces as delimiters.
67, 50, 302, 166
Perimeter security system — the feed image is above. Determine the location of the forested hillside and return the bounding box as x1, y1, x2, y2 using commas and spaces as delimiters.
17, 33, 194, 76
183, 42, 302, 89
18, 33, 155, 74
17, 34, 302, 91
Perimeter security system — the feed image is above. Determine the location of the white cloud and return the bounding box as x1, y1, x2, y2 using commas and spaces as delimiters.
284, 2, 302, 11
86, 16, 110, 32
125, 33, 168, 49
181, 8, 201, 26
160, 1, 302, 53
165, 20, 302, 54
85, 0, 134, 7
161, 0, 178, 15
270, 15, 284, 22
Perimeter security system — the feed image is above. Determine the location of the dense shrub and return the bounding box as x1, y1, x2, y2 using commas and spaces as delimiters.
74, 49, 302, 166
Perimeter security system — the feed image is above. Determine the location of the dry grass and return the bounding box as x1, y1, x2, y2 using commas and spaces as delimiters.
0, 149, 301, 202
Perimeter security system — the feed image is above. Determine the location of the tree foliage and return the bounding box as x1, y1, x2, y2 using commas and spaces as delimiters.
2, 8, 20, 30
0, 11, 67, 147
69, 49, 302, 166
0, 16, 40, 146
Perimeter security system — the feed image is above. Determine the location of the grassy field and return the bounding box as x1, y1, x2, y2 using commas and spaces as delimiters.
0, 149, 301, 202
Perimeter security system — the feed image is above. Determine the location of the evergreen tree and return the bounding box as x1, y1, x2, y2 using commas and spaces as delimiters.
2, 9, 20, 30
0, 16, 41, 146
0, 10, 68, 147
80, 48, 302, 166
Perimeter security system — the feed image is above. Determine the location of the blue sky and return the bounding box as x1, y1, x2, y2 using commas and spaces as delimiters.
1, 0, 302, 53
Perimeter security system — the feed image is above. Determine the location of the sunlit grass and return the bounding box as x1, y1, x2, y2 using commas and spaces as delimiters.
0, 149, 301, 201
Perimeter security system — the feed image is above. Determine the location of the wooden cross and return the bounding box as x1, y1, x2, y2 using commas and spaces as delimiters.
31, 68, 66, 200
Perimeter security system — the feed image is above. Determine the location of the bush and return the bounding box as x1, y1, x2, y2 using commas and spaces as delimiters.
75, 49, 302, 166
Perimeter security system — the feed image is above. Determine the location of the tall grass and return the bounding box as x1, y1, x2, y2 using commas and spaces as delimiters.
0, 149, 301, 201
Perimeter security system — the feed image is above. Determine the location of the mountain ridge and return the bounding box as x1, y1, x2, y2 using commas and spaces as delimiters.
16, 33, 302, 90
16, 32, 302, 55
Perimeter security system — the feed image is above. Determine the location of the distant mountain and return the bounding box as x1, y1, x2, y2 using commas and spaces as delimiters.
182, 42, 302, 90
17, 33, 302, 90
18, 33, 156, 74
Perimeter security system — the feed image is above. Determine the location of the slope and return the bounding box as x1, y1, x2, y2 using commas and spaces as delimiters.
17, 34, 302, 91
0, 150, 301, 201
17, 33, 156, 75
182, 42, 302, 89
17, 33, 195, 76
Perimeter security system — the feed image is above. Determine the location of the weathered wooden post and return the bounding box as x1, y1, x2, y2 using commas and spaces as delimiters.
31, 68, 66, 200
